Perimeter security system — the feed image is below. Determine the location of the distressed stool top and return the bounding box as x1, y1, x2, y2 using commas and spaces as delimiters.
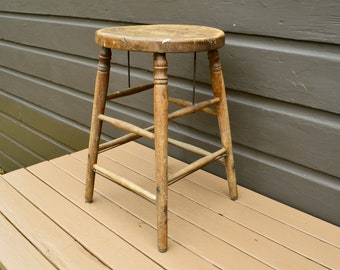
95, 24, 225, 53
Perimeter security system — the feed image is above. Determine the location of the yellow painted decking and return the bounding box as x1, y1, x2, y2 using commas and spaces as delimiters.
0, 142, 339, 269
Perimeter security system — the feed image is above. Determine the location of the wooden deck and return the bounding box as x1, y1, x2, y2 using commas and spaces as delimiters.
0, 142, 339, 270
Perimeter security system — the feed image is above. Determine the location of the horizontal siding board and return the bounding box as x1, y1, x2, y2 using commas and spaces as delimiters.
0, 67, 152, 141
1, 1, 340, 44
223, 35, 340, 115
234, 146, 340, 226
0, 131, 43, 168
0, 149, 22, 172
0, 41, 97, 95
0, 13, 100, 59
107, 82, 340, 179
1, 3, 339, 225
0, 67, 93, 125
1, 112, 70, 159
0, 92, 90, 150
2, 19, 340, 115
2, 65, 340, 178
228, 92, 340, 179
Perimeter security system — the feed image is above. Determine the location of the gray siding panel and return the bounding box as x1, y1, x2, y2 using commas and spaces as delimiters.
1, 3, 339, 225
1, 1, 339, 44
2, 14, 339, 114
1, 91, 90, 150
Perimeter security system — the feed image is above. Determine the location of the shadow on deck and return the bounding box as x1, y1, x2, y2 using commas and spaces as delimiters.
0, 142, 339, 269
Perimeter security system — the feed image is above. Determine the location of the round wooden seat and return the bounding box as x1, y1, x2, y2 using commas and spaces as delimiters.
95, 24, 225, 53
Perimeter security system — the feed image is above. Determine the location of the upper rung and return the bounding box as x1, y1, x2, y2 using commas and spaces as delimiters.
106, 83, 154, 100
169, 97, 217, 116
98, 114, 155, 140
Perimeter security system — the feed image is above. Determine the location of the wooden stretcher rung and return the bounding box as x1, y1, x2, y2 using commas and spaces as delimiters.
93, 164, 156, 202
106, 83, 154, 100
168, 97, 217, 116
99, 124, 224, 164
167, 137, 225, 164
98, 118, 224, 164
98, 114, 155, 140
99, 125, 155, 151
98, 97, 219, 151
168, 148, 227, 186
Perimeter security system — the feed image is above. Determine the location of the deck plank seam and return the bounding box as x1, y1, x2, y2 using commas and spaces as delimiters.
0, 179, 62, 270
97, 148, 339, 269
70, 148, 338, 269
48, 158, 220, 269
68, 152, 296, 269
114, 143, 340, 247
25, 165, 167, 270
49, 158, 222, 269
3, 169, 162, 270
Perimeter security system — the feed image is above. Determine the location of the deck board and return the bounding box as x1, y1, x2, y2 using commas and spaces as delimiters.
0, 200, 56, 270
0, 178, 109, 270
50, 154, 271, 270
121, 142, 340, 247
1, 142, 339, 269
99, 142, 339, 268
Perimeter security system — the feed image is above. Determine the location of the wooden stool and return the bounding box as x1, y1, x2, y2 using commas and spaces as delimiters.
85, 24, 238, 252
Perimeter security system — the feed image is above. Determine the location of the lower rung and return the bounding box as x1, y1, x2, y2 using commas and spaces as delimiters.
93, 164, 156, 202
168, 148, 227, 185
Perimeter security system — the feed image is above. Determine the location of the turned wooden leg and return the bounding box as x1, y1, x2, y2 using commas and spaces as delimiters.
153, 53, 169, 252
85, 47, 112, 203
208, 49, 238, 200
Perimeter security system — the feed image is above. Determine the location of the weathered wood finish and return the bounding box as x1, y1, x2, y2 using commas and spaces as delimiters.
96, 25, 225, 53
153, 52, 169, 252
1, 1, 339, 226
93, 164, 156, 202
86, 25, 238, 252
208, 50, 238, 200
106, 83, 154, 100
85, 47, 111, 203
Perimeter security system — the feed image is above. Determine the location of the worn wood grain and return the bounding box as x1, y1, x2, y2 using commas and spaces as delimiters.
96, 25, 225, 52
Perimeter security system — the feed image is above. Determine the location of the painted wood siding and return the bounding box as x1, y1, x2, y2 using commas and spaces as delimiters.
1, 1, 339, 225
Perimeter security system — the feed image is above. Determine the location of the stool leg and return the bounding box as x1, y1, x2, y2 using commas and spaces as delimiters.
208, 49, 238, 200
85, 47, 112, 203
153, 53, 169, 252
